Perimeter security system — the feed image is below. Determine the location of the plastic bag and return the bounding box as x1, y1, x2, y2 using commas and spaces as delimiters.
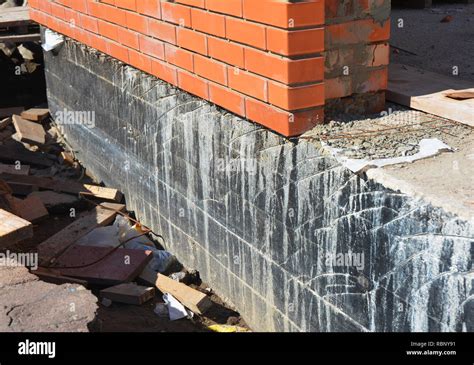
76, 216, 176, 273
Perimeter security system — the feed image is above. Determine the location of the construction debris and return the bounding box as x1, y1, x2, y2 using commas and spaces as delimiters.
100, 283, 155, 305
37, 202, 126, 265
20, 108, 50, 122
139, 266, 213, 315
0, 208, 33, 247
55, 245, 153, 286
0, 163, 29, 175
12, 114, 46, 145
0, 104, 248, 332
12, 194, 48, 223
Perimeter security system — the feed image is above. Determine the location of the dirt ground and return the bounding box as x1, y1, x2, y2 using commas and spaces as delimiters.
391, 4, 474, 82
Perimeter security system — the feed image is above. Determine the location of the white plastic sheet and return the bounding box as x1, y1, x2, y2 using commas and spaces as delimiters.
324, 138, 453, 173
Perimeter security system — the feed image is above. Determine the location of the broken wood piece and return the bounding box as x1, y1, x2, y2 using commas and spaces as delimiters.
100, 283, 155, 305
0, 117, 11, 131
387, 64, 474, 127
32, 267, 89, 287
20, 108, 50, 122
0, 145, 54, 167
28, 191, 81, 213
0, 163, 30, 176
0, 180, 16, 213
6, 182, 37, 196
60, 151, 75, 165
37, 202, 126, 265
139, 266, 212, 315
0, 173, 123, 202
12, 195, 49, 223
0, 209, 33, 248
445, 90, 474, 101
55, 245, 153, 286
12, 115, 46, 146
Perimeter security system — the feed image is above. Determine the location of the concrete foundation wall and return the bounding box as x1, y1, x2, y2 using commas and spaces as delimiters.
44, 37, 474, 332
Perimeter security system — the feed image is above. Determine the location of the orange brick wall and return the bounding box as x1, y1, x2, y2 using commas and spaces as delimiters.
324, 0, 390, 104
29, 0, 389, 137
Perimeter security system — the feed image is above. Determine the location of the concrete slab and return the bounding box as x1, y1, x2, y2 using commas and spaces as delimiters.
0, 264, 97, 332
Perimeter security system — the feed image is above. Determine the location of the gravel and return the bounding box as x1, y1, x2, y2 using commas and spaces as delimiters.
304, 103, 473, 160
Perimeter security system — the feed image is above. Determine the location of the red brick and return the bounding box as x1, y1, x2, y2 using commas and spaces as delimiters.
227, 68, 267, 101
148, 19, 177, 44
176, 0, 205, 8
245, 98, 323, 137
161, 1, 192, 27
242, 0, 324, 29
194, 55, 227, 85
115, 0, 136, 12
206, 0, 242, 17
151, 59, 178, 85
165, 44, 194, 71
268, 82, 325, 111
126, 12, 148, 34
129, 48, 153, 74
245, 48, 324, 84
207, 37, 244, 68
137, 0, 161, 19
118, 27, 139, 50
208, 83, 246, 117
177, 27, 207, 55
226, 17, 266, 50
177, 70, 209, 100
266, 27, 324, 56
139, 35, 165, 59
191, 8, 225, 37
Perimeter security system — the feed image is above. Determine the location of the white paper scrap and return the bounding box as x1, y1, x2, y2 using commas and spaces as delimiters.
42, 29, 64, 52
324, 138, 453, 173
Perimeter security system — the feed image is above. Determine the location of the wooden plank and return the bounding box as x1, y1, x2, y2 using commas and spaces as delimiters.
12, 115, 46, 145
139, 266, 212, 314
33, 267, 89, 287
100, 283, 155, 305
37, 202, 126, 265
29, 191, 79, 211
55, 245, 153, 286
12, 195, 49, 223
21, 108, 50, 122
0, 7, 30, 27
0, 145, 54, 167
0, 163, 30, 175
7, 182, 37, 196
0, 209, 33, 248
0, 181, 15, 212
0, 173, 123, 202
388, 64, 474, 126
0, 33, 41, 43
0, 117, 11, 130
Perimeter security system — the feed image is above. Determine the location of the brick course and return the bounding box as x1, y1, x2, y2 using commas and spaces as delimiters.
29, 0, 389, 137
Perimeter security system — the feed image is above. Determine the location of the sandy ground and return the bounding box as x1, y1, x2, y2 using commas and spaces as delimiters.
391, 4, 474, 82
